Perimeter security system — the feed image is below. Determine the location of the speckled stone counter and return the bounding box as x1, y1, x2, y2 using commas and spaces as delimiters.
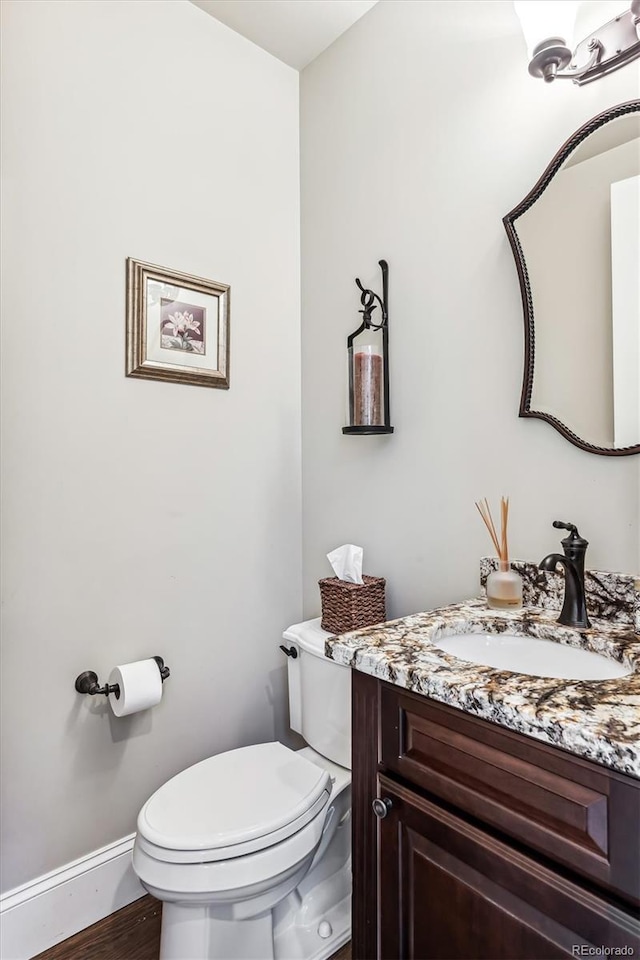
325, 598, 640, 778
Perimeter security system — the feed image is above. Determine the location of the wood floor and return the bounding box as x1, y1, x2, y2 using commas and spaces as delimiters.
34, 895, 352, 960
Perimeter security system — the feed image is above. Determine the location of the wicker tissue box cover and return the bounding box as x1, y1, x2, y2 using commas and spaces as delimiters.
319, 575, 386, 634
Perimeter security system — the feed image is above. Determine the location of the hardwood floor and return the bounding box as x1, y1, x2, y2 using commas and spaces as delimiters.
34, 895, 352, 960
328, 943, 351, 960
34, 897, 162, 960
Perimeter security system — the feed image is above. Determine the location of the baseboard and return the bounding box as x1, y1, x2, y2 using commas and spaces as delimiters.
0, 834, 145, 960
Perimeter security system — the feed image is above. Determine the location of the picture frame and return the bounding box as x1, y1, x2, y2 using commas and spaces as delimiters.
126, 258, 230, 389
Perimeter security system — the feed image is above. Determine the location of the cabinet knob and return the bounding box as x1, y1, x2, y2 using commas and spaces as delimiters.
372, 797, 393, 819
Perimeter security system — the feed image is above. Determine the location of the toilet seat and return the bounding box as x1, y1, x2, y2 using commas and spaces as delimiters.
133, 808, 330, 901
136, 742, 331, 864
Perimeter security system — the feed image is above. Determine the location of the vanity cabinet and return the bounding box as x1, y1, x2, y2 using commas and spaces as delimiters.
352, 672, 640, 960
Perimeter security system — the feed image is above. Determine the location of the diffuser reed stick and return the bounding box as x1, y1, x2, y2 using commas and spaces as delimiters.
501, 496, 509, 564
475, 496, 510, 562
475, 496, 522, 609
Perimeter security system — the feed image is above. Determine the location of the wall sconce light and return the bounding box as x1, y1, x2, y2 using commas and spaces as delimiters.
514, 0, 640, 83
343, 259, 394, 435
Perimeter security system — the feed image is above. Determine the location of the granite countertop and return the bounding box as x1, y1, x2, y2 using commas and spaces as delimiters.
325, 598, 640, 779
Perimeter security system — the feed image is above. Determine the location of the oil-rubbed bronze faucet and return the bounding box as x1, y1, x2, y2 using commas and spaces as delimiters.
539, 521, 591, 629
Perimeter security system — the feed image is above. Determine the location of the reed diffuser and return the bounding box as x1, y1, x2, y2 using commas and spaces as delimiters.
475, 497, 523, 610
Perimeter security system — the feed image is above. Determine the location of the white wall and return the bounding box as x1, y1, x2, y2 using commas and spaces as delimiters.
0, 0, 301, 893
300, 0, 640, 620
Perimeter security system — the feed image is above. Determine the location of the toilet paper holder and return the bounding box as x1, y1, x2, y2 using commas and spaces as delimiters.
75, 656, 170, 699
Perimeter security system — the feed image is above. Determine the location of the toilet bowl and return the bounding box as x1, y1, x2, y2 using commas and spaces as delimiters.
132, 619, 352, 960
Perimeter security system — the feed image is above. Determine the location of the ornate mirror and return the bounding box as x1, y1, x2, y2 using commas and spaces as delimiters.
504, 100, 640, 456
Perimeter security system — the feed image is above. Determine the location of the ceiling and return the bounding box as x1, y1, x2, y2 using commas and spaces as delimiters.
189, 0, 379, 70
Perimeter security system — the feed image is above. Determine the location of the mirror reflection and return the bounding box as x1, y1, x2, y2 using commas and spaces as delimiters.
506, 105, 640, 455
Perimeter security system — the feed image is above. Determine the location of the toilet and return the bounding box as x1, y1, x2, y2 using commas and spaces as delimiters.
132, 619, 351, 960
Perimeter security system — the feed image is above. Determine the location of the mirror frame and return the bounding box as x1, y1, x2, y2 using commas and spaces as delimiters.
503, 99, 640, 457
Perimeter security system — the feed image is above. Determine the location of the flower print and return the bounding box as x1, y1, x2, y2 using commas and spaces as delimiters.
183, 314, 201, 335
163, 311, 189, 337
161, 303, 205, 354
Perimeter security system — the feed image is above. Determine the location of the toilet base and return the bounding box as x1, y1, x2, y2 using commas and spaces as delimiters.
274, 887, 351, 960
158, 866, 351, 960
160, 904, 275, 960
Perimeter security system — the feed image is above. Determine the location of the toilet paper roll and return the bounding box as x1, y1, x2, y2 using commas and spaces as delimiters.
108, 659, 163, 717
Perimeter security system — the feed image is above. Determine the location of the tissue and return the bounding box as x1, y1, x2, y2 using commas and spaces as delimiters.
327, 544, 364, 585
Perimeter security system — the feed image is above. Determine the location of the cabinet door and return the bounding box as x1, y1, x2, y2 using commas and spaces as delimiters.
377, 774, 640, 960
380, 683, 639, 906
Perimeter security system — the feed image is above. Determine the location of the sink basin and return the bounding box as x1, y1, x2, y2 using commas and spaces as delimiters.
434, 633, 632, 680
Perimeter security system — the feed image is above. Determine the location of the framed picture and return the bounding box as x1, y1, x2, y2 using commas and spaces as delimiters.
126, 258, 230, 388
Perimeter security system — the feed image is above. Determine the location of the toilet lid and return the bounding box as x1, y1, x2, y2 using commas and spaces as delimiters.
137, 742, 331, 854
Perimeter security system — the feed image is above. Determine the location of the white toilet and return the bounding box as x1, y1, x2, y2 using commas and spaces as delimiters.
132, 619, 351, 960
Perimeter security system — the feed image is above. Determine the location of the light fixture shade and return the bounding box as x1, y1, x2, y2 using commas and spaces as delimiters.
514, 0, 579, 57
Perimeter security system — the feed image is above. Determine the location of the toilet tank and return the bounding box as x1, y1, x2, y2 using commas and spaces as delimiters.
282, 619, 351, 769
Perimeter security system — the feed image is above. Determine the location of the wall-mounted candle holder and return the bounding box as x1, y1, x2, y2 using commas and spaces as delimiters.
343, 260, 394, 435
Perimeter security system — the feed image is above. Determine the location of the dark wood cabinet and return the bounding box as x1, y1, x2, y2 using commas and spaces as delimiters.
352, 672, 640, 960
377, 774, 638, 960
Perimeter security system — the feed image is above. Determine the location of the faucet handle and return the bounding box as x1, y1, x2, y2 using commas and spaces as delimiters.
553, 520, 579, 537
552, 520, 588, 567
